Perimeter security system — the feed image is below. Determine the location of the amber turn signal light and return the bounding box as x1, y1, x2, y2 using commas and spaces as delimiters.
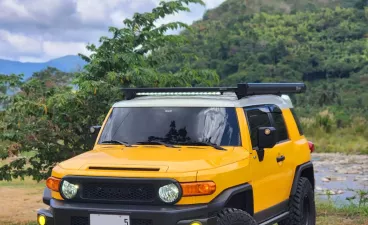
181, 181, 216, 197
46, 177, 61, 192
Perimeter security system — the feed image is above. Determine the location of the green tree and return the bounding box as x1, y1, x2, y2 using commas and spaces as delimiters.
355, 0, 368, 9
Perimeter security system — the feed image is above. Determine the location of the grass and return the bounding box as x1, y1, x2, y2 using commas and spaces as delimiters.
316, 201, 368, 225
0, 177, 44, 188
306, 128, 368, 155
2, 223, 37, 225
301, 111, 368, 155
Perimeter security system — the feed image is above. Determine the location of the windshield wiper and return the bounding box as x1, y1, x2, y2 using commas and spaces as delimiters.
101, 140, 132, 147
135, 141, 178, 148
177, 141, 226, 151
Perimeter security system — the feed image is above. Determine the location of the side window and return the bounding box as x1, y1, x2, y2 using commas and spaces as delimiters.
290, 108, 304, 136
244, 106, 272, 148
270, 111, 289, 142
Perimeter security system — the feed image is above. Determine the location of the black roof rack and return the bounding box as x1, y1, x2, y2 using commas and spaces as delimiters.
122, 83, 306, 100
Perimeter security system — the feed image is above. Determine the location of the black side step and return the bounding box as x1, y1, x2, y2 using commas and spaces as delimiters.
259, 212, 290, 225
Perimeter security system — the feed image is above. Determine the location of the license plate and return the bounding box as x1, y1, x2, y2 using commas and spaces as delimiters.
90, 214, 130, 225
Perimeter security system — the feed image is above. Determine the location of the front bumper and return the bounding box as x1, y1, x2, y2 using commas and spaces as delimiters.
37, 199, 218, 225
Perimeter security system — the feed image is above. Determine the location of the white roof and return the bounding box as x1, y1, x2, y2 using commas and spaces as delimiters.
112, 93, 294, 109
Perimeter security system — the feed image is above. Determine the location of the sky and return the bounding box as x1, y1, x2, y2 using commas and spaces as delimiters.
0, 0, 226, 63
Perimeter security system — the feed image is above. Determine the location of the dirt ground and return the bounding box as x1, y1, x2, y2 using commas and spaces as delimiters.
0, 180, 45, 224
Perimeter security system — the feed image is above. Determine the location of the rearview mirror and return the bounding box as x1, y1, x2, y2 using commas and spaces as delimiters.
257, 127, 277, 149
90, 126, 101, 135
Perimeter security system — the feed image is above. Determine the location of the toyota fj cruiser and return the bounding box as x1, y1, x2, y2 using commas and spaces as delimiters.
37, 83, 316, 225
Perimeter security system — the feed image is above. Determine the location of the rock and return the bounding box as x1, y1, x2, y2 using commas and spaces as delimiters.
335, 168, 362, 175
327, 176, 347, 181
354, 176, 368, 182
316, 186, 324, 191
322, 189, 345, 195
335, 167, 348, 174
321, 177, 330, 182
348, 170, 363, 175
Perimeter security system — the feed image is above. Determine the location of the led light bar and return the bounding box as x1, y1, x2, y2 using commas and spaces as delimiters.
122, 83, 306, 100
136, 92, 222, 96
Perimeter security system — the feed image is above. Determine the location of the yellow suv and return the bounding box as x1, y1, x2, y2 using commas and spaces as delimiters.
37, 83, 316, 225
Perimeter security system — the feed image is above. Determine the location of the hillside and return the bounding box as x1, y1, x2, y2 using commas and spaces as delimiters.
202, 0, 362, 21
0, 55, 87, 80
161, 0, 368, 124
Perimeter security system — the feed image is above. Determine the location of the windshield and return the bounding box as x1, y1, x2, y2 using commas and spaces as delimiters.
99, 107, 241, 146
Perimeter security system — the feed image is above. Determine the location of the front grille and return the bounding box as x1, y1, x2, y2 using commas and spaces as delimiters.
71, 217, 152, 225
81, 183, 155, 202
132, 219, 154, 225
71, 216, 89, 225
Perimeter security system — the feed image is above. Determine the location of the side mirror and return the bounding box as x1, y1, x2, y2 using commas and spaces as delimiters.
255, 127, 278, 162
257, 127, 278, 149
90, 126, 101, 135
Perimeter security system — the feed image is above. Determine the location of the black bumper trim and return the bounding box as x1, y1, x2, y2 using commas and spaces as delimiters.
38, 183, 252, 225
38, 199, 218, 225
43, 188, 52, 205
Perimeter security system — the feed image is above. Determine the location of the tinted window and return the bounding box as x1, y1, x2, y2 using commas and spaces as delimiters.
271, 112, 289, 142
245, 107, 272, 148
290, 108, 304, 135
99, 107, 241, 146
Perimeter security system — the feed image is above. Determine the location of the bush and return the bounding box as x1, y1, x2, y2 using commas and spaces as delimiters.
303, 110, 368, 154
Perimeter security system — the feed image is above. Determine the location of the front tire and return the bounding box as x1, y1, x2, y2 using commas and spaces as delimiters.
279, 177, 316, 225
217, 208, 257, 225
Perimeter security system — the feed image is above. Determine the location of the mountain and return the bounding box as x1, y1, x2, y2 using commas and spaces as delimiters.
161, 0, 368, 123
202, 0, 362, 20
0, 55, 88, 80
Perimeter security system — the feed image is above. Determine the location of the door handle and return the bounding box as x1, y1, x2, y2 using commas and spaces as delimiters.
276, 155, 286, 163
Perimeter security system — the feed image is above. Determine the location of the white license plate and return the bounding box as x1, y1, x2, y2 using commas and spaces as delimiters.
90, 214, 130, 225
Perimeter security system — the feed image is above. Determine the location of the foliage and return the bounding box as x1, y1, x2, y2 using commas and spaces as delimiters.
0, 68, 78, 181
317, 200, 368, 219
0, 74, 23, 109
161, 5, 368, 123
0, 0, 219, 181
201, 0, 362, 22
300, 110, 368, 154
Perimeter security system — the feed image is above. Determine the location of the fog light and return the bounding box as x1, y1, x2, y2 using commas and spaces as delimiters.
38, 215, 46, 225
190, 222, 202, 225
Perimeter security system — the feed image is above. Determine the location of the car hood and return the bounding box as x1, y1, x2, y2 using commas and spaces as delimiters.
58, 146, 249, 173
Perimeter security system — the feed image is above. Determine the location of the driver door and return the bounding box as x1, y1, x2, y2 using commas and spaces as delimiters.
243, 105, 291, 217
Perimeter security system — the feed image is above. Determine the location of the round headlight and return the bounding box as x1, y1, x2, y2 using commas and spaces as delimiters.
158, 183, 180, 203
61, 180, 79, 199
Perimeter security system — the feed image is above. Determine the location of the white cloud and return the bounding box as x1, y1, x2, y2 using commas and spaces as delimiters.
0, 0, 31, 20
110, 11, 126, 26
43, 41, 90, 58
0, 0, 226, 62
76, 0, 107, 24
0, 30, 42, 54
18, 56, 50, 63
